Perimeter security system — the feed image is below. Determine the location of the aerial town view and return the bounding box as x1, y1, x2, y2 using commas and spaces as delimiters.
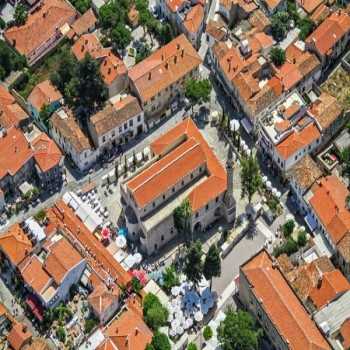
0, 0, 349, 347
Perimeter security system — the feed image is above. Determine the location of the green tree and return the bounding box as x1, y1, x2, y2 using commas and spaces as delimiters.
84, 318, 98, 334
99, 0, 127, 29
297, 230, 307, 247
131, 277, 142, 293
70, 0, 91, 13
187, 343, 198, 350
185, 78, 212, 113
218, 309, 261, 350
39, 104, 52, 127
184, 241, 203, 287
150, 332, 171, 350
341, 147, 350, 180
56, 326, 66, 343
72, 54, 107, 115
282, 219, 295, 237
270, 47, 286, 66
136, 43, 151, 63
162, 265, 179, 293
173, 198, 192, 240
298, 17, 314, 41
143, 293, 169, 330
240, 154, 262, 203
271, 12, 289, 41
203, 325, 213, 341
110, 24, 132, 50
14, 4, 27, 26
203, 243, 221, 290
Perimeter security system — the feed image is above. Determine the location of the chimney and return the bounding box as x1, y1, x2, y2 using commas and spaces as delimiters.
148, 72, 152, 80
293, 58, 296, 64
174, 55, 177, 64
177, 43, 180, 50
43, 11, 47, 18
85, 39, 88, 44
81, 45, 84, 52
135, 327, 139, 336
161, 54, 164, 61
165, 62, 169, 69
108, 68, 111, 75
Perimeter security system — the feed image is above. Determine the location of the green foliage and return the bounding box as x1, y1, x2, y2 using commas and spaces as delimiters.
150, 331, 171, 350
187, 343, 198, 350
131, 277, 142, 293
273, 237, 298, 257
39, 104, 52, 127
84, 318, 98, 334
69, 0, 91, 13
203, 244, 221, 288
110, 24, 132, 50
218, 309, 261, 350
0, 41, 26, 81
298, 17, 314, 40
297, 230, 307, 247
99, 0, 128, 29
0, 18, 6, 30
184, 241, 203, 286
57, 326, 66, 343
240, 155, 262, 203
341, 147, 350, 180
282, 220, 295, 238
185, 78, 212, 106
52, 304, 73, 325
143, 293, 169, 330
162, 265, 180, 293
136, 43, 151, 63
34, 209, 46, 222
203, 325, 213, 341
173, 198, 192, 235
270, 47, 286, 66
14, 4, 27, 26
271, 12, 289, 41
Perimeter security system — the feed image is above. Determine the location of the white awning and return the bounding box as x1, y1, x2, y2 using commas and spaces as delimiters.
240, 117, 253, 134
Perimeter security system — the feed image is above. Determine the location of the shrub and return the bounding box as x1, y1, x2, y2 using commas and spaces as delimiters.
131, 277, 142, 294
150, 332, 171, 350
162, 265, 179, 293
34, 209, 46, 222
57, 326, 66, 343
282, 220, 295, 237
297, 230, 307, 247
84, 318, 98, 334
143, 293, 169, 330
187, 343, 198, 350
274, 237, 298, 257
270, 47, 286, 66
203, 325, 213, 341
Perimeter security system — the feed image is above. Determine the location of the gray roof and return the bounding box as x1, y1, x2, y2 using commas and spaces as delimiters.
314, 290, 350, 337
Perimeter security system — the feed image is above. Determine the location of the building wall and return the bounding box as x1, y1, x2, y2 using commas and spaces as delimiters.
99, 298, 120, 325
107, 74, 129, 98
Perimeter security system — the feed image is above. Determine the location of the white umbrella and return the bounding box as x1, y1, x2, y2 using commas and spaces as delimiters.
171, 286, 180, 297
243, 144, 249, 152
184, 318, 193, 329
266, 181, 272, 190
230, 119, 240, 131
133, 253, 142, 264
169, 329, 177, 337
262, 175, 267, 183
176, 326, 184, 335
171, 319, 180, 329
272, 188, 278, 196
194, 311, 203, 322
116, 235, 127, 248
276, 191, 282, 198
240, 139, 246, 147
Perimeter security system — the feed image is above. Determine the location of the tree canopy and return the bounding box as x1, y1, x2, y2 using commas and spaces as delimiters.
270, 47, 286, 67
148, 331, 171, 350
162, 265, 180, 293
173, 198, 192, 235
185, 78, 212, 108
110, 24, 132, 50
203, 244, 221, 289
14, 4, 27, 26
271, 12, 289, 41
240, 154, 262, 203
184, 241, 203, 286
218, 309, 261, 350
0, 41, 26, 80
143, 293, 169, 330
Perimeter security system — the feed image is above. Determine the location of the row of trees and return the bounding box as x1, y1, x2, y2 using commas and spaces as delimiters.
184, 241, 221, 290
0, 41, 26, 81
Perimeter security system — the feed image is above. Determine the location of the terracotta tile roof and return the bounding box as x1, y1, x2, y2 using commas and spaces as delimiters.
206, 20, 227, 41
28, 80, 62, 112
0, 103, 29, 129
72, 33, 127, 87
88, 283, 120, 317
309, 270, 350, 309
223, 0, 257, 13
96, 339, 118, 350
306, 10, 350, 56
90, 95, 141, 137
0, 85, 15, 105
7, 322, 32, 350
128, 34, 202, 103
26, 338, 51, 350
43, 237, 84, 284
183, 4, 204, 33
309, 175, 350, 245
0, 224, 32, 266
166, 0, 186, 12
263, 0, 282, 11
309, 92, 343, 130
241, 250, 330, 350
340, 319, 350, 349
51, 108, 92, 153
277, 254, 294, 273
288, 155, 323, 192
69, 9, 96, 37
46, 201, 132, 286
276, 122, 321, 160
314, 256, 335, 273
0, 127, 33, 180
20, 256, 51, 295
4, 0, 77, 57
297, 0, 324, 14
31, 132, 63, 172
310, 4, 330, 25
129, 118, 227, 211
106, 308, 153, 350
249, 9, 271, 32
338, 232, 350, 263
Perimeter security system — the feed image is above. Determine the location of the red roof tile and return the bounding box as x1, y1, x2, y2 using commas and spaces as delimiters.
28, 80, 62, 112
7, 322, 32, 350
241, 250, 330, 350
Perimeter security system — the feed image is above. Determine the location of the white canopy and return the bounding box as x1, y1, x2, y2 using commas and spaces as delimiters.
116, 235, 127, 248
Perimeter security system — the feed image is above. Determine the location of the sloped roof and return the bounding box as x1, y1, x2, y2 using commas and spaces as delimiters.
28, 80, 62, 112
88, 283, 120, 317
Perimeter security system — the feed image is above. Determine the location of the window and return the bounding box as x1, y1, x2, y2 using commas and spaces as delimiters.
137, 115, 141, 122
102, 136, 106, 143
119, 126, 122, 133
170, 228, 174, 234
205, 204, 209, 211
124, 123, 127, 130
163, 194, 166, 200
190, 173, 194, 179
154, 244, 158, 250
112, 131, 115, 137
172, 187, 175, 193
215, 196, 219, 203
195, 212, 199, 218
153, 202, 155, 208
161, 235, 164, 241
181, 180, 184, 186
129, 119, 133, 127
